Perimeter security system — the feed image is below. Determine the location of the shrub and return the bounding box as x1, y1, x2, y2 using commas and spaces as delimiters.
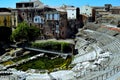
31, 41, 72, 53
15, 57, 67, 71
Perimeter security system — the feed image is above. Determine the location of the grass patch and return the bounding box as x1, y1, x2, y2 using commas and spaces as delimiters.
15, 57, 72, 71
2, 60, 14, 66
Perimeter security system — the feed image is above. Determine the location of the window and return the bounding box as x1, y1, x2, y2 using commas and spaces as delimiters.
57, 14, 60, 20
4, 17, 7, 26
54, 14, 57, 20
62, 31, 64, 35
34, 16, 41, 23
52, 14, 54, 20
56, 25, 59, 33
22, 12, 25, 16
50, 14, 52, 20
29, 23, 32, 26
29, 13, 32, 17
46, 14, 48, 20
41, 19, 43, 24
22, 4, 25, 7
46, 32, 48, 35
22, 13, 24, 15
56, 21, 59, 25
48, 14, 50, 20
35, 18, 37, 22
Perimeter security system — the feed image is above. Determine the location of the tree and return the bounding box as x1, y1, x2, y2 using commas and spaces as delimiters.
11, 22, 40, 42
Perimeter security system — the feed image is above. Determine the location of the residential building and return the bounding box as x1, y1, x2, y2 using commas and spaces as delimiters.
80, 5, 93, 17
58, 5, 84, 38
66, 7, 76, 20
0, 8, 12, 27
80, 5, 95, 23
93, 6, 112, 19
92, 4, 120, 23
111, 6, 120, 14
64, 5, 77, 20
16, 0, 45, 24
59, 5, 78, 20
16, 0, 70, 39
16, 0, 45, 27
16, 0, 44, 8
16, 0, 55, 26
44, 10, 68, 39
16, 0, 56, 39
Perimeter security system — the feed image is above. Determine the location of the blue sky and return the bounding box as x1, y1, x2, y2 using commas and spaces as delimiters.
0, 0, 120, 8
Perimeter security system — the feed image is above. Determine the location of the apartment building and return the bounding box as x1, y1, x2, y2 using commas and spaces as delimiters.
16, 0, 45, 25
0, 8, 12, 27
44, 10, 68, 39
63, 5, 77, 20
15, 0, 70, 39
92, 4, 120, 23
111, 7, 120, 14
80, 5, 95, 23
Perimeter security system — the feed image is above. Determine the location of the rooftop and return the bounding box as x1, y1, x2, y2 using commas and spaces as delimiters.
0, 12, 11, 15
16, 0, 41, 4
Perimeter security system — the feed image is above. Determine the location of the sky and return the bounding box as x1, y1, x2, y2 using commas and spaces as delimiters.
0, 0, 120, 8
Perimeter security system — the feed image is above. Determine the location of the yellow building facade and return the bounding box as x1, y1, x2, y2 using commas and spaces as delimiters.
0, 8, 18, 27
0, 12, 12, 27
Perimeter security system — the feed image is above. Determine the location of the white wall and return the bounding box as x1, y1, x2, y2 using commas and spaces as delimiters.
67, 9, 76, 19
80, 5, 93, 17
46, 13, 60, 20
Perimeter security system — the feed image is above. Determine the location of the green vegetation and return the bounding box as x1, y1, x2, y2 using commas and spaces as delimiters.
15, 57, 72, 71
1, 52, 38, 65
2, 60, 14, 66
11, 22, 40, 41
60, 57, 72, 70
1, 51, 72, 71
31, 41, 72, 53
